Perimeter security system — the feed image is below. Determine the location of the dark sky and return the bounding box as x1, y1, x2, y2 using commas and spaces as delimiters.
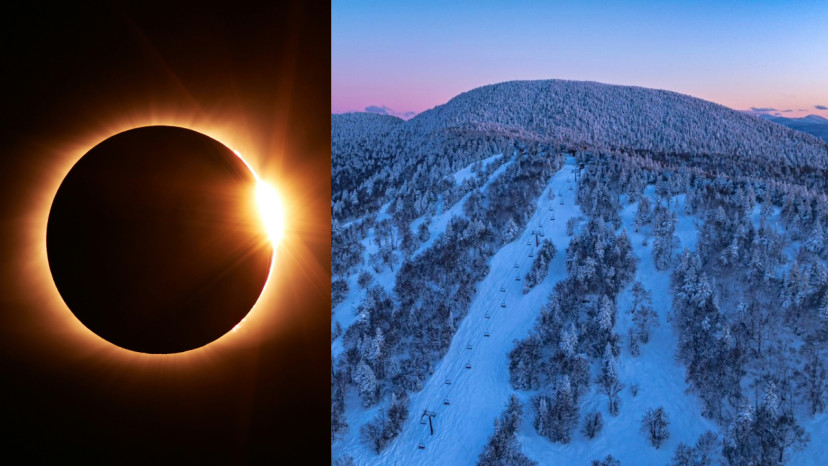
0, 2, 330, 463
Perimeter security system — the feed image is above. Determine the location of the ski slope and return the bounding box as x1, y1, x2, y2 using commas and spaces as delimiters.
333, 159, 580, 464
410, 153, 513, 259
517, 190, 718, 465
451, 153, 504, 186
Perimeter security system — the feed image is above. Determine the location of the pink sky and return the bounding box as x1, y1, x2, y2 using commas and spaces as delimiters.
332, 1, 828, 120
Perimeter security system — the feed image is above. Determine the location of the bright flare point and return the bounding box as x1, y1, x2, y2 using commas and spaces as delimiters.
256, 181, 284, 246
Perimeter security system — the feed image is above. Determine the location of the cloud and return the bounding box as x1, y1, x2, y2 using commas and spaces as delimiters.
816, 105, 828, 110
781, 109, 792, 113
750, 107, 778, 112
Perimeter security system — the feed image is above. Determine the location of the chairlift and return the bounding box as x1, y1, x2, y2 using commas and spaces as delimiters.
526, 240, 531, 246
466, 342, 473, 350
500, 301, 506, 308
420, 418, 427, 425
569, 185, 573, 191
484, 331, 490, 337
559, 199, 564, 205
484, 311, 491, 319
499, 286, 506, 292
465, 361, 472, 369
529, 251, 533, 258
514, 262, 519, 268
443, 399, 450, 406
515, 275, 520, 281
540, 231, 545, 237
445, 378, 451, 385
538, 222, 543, 228
418, 442, 426, 450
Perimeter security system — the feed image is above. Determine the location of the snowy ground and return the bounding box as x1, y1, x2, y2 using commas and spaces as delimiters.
792, 414, 828, 465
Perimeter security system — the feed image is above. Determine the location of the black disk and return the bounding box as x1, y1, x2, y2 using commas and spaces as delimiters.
47, 126, 273, 353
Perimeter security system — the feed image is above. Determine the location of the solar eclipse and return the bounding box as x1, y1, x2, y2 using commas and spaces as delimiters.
2, 2, 329, 460
46, 126, 279, 354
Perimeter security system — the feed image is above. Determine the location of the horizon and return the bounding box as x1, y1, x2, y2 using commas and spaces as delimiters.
332, 1, 828, 119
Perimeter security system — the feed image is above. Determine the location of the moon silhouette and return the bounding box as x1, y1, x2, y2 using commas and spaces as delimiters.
46, 126, 273, 354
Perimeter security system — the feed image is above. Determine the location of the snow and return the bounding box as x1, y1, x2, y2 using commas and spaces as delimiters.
332, 154, 512, 368
331, 268, 365, 359
334, 158, 583, 463
791, 414, 828, 464
410, 154, 513, 259
450, 153, 504, 186
333, 160, 716, 464
333, 155, 828, 465
331, 219, 394, 357
513, 182, 717, 465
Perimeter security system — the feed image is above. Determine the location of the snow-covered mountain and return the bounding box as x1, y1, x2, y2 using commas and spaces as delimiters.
332, 80, 828, 465
759, 114, 828, 142
408, 81, 826, 162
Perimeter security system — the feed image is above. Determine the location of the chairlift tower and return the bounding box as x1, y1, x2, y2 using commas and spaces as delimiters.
419, 409, 437, 437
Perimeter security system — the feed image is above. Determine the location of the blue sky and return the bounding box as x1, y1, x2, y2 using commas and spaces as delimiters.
332, 0, 828, 117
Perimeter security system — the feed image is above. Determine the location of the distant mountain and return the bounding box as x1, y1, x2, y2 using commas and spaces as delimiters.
759, 114, 828, 142
363, 105, 417, 120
